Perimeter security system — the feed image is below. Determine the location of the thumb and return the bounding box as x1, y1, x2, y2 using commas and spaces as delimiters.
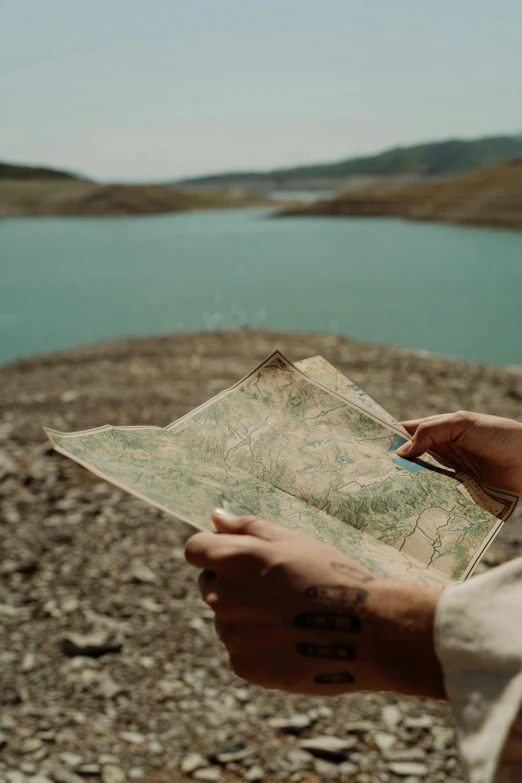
212, 508, 289, 541
397, 413, 469, 459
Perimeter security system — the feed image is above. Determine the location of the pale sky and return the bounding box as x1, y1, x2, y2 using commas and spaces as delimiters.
1, 0, 521, 182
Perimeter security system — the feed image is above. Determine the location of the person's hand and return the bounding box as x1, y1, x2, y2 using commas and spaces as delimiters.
398, 411, 522, 496
185, 509, 445, 699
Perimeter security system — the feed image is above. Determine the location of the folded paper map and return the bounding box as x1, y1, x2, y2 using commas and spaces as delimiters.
45, 351, 518, 586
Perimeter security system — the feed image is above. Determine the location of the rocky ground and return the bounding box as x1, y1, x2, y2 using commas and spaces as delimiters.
2, 330, 522, 783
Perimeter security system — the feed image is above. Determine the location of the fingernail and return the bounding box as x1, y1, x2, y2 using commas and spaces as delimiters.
212, 508, 238, 523
396, 440, 412, 455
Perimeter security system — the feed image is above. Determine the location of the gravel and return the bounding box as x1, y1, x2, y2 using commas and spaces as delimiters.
2, 329, 522, 783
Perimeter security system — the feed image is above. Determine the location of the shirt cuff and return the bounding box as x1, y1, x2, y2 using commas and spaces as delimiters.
435, 558, 522, 783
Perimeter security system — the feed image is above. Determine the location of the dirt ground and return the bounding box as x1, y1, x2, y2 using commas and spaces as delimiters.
2, 330, 522, 783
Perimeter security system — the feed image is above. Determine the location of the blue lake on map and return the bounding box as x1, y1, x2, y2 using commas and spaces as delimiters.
2, 207, 522, 366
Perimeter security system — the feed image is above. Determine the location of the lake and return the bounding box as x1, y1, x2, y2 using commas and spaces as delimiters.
2, 208, 522, 367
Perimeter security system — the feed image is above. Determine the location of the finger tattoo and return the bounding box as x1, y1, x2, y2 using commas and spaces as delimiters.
304, 584, 368, 604
314, 671, 354, 685
293, 613, 362, 633
296, 641, 356, 660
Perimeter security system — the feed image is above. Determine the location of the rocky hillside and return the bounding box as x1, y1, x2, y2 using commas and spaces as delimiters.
278, 158, 522, 231
2, 330, 522, 783
0, 181, 263, 218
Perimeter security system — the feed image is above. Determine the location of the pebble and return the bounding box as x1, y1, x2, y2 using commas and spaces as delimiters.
193, 767, 221, 782
119, 732, 144, 745
101, 766, 126, 783
344, 721, 375, 734
387, 748, 428, 762
287, 750, 312, 769
98, 756, 120, 766
381, 704, 402, 731
244, 766, 264, 782
268, 714, 311, 732
313, 759, 340, 780
373, 731, 396, 754
21, 653, 37, 673
404, 715, 434, 730
128, 770, 144, 780
388, 761, 429, 777
181, 753, 207, 774
126, 562, 157, 584
77, 765, 100, 776
59, 754, 84, 770
21, 738, 43, 754
61, 631, 122, 658
299, 735, 357, 760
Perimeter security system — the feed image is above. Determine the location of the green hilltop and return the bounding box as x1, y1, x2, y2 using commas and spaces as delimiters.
178, 134, 522, 187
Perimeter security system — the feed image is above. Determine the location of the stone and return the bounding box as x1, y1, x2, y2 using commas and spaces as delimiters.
181, 753, 207, 774
344, 721, 375, 734
404, 715, 434, 730
49, 768, 84, 783
97, 674, 123, 699
126, 562, 157, 584
98, 756, 119, 766
59, 754, 84, 770
128, 770, 144, 780
373, 731, 396, 754
244, 766, 264, 782
101, 766, 125, 783
21, 653, 37, 672
313, 759, 340, 780
386, 749, 427, 762
388, 761, 429, 777
21, 738, 43, 754
213, 742, 255, 764
287, 750, 312, 770
193, 768, 222, 782
381, 704, 402, 731
0, 451, 15, 481
77, 765, 100, 776
61, 632, 122, 658
119, 732, 144, 745
268, 714, 311, 732
338, 761, 358, 776
6, 774, 26, 783
298, 736, 357, 761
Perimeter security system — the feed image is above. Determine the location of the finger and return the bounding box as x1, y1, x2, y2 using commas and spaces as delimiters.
212, 509, 290, 541
199, 569, 226, 611
397, 412, 470, 458
400, 414, 447, 434
185, 532, 219, 569
185, 530, 266, 572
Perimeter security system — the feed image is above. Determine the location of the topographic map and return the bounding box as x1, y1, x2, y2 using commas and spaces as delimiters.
46, 352, 518, 584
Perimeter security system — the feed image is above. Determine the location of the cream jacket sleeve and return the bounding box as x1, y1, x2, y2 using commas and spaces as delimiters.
435, 558, 522, 783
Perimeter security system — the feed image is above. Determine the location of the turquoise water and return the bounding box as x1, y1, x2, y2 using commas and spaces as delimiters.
2, 208, 522, 367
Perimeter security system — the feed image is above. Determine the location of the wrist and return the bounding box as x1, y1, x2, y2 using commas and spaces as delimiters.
367, 580, 446, 700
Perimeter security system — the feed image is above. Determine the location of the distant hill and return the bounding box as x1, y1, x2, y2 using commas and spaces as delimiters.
278, 157, 522, 232
0, 179, 265, 218
178, 134, 522, 189
0, 161, 88, 182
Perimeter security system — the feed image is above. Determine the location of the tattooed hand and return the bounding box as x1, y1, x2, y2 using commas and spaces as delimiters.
185, 510, 445, 699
